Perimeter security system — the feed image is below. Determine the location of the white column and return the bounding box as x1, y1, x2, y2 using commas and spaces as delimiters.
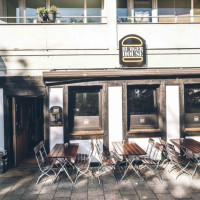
49, 87, 64, 150
152, 0, 158, 23
127, 0, 134, 22
0, 89, 4, 150
105, 0, 118, 50
108, 87, 123, 151
191, 0, 194, 22
166, 85, 180, 142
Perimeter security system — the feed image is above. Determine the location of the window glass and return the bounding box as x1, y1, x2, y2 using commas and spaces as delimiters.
26, 0, 46, 23
158, 0, 175, 15
134, 0, 152, 22
194, 0, 200, 15
117, 0, 128, 22
73, 91, 99, 116
51, 0, 84, 23
87, 0, 101, 23
158, 0, 190, 22
7, 0, 19, 23
128, 87, 156, 115
185, 86, 200, 113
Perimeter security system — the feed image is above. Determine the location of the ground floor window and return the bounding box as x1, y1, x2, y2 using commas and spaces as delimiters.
127, 85, 159, 130
184, 84, 200, 128
68, 86, 102, 131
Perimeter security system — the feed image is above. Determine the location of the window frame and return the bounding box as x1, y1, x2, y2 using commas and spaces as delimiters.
126, 84, 161, 134
68, 86, 103, 132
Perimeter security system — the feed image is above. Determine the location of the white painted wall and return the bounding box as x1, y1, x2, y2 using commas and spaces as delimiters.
0, 89, 4, 150
108, 87, 123, 151
49, 87, 64, 150
166, 85, 180, 142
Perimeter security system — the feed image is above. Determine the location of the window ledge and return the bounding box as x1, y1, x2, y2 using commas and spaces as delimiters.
70, 130, 103, 136
127, 129, 161, 134
185, 128, 200, 132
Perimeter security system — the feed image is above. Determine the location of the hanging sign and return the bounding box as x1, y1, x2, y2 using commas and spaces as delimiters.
119, 34, 146, 67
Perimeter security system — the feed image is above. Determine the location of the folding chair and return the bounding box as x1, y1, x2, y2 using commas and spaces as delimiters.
143, 138, 155, 158
166, 143, 191, 179
34, 141, 56, 185
140, 142, 163, 181
74, 140, 95, 185
95, 139, 117, 183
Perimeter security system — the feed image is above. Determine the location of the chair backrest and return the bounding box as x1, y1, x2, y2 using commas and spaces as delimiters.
151, 142, 163, 161
146, 137, 155, 157
34, 141, 47, 170
166, 142, 177, 160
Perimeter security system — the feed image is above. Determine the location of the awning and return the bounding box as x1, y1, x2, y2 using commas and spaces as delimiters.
43, 68, 200, 86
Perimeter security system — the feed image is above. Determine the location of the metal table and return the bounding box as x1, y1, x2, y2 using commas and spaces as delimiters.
48, 143, 79, 184
171, 138, 200, 178
112, 141, 146, 182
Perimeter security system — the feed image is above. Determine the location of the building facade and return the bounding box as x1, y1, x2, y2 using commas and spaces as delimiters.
1, 0, 200, 167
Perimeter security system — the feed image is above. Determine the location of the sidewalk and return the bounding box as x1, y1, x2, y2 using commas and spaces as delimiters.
0, 163, 200, 200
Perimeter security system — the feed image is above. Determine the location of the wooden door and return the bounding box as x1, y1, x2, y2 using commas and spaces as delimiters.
12, 97, 29, 167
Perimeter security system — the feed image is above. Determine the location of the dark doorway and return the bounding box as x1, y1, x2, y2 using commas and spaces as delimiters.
10, 96, 44, 167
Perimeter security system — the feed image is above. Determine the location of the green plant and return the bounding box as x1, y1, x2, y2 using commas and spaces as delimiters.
49, 5, 59, 14
37, 7, 48, 18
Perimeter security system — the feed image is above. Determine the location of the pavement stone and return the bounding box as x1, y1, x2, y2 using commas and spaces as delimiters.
169, 186, 192, 199
104, 192, 122, 200
135, 189, 157, 199
155, 193, 176, 200
54, 188, 71, 198
88, 187, 104, 196
88, 196, 105, 200
36, 193, 55, 200
121, 194, 139, 200
71, 192, 88, 199
3, 195, 22, 200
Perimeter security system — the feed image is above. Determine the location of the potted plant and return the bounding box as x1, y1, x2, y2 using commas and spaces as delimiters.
37, 7, 49, 22
48, 5, 59, 23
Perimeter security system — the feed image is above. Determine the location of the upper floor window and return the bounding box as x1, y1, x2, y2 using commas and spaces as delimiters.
194, 0, 200, 22
26, 0, 46, 23
158, 0, 191, 22
7, 0, 19, 23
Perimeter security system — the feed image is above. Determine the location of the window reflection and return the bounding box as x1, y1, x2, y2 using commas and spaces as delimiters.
128, 87, 156, 115
185, 86, 200, 113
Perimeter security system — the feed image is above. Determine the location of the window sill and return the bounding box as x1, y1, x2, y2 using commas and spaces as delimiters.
127, 129, 161, 134
70, 130, 104, 136
185, 128, 200, 132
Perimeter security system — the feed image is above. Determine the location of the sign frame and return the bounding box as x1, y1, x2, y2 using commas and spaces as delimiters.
119, 34, 146, 67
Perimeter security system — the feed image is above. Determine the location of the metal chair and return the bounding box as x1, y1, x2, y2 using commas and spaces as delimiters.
95, 139, 117, 183
74, 140, 95, 185
140, 142, 164, 181
34, 141, 56, 184
166, 143, 191, 179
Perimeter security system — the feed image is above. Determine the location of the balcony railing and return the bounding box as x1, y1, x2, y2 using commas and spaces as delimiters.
117, 15, 200, 23
0, 16, 107, 24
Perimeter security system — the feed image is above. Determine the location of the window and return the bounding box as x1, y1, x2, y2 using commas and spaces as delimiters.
50, 0, 102, 23
50, 0, 84, 23
117, 0, 128, 22
185, 85, 200, 128
134, 0, 152, 22
7, 0, 19, 23
26, 0, 46, 23
69, 86, 102, 131
158, 0, 191, 22
127, 85, 159, 130
194, 0, 200, 22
